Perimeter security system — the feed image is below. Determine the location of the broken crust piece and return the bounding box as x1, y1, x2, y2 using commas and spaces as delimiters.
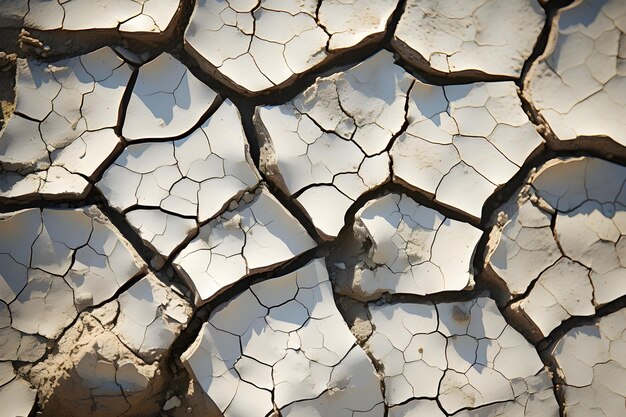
182, 258, 384, 417
0, 375, 37, 417
122, 52, 220, 141
113, 274, 193, 363
485, 157, 626, 341
184, 0, 398, 94
172, 186, 316, 306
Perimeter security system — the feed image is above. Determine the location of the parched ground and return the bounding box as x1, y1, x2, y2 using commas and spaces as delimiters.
0, 1, 624, 416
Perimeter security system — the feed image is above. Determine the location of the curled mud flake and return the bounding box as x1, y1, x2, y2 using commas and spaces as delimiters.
552, 309, 626, 417
393, 0, 545, 77
98, 100, 260, 259
485, 157, 626, 340
182, 259, 384, 417
0, 47, 131, 200
366, 297, 558, 415
172, 186, 316, 305
184, 0, 398, 94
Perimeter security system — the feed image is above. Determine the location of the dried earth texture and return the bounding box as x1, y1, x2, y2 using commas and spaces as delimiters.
256, 50, 544, 237
331, 193, 482, 301
394, 0, 546, 78
525, 0, 626, 151
184, 0, 398, 94
485, 157, 626, 341
551, 309, 626, 417
0, 47, 132, 200
0, 1, 624, 416
4, 0, 181, 34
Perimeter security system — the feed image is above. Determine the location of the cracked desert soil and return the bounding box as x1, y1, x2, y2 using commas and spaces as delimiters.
0, 0, 624, 416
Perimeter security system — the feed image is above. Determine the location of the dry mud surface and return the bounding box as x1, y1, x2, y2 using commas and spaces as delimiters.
0, 1, 624, 416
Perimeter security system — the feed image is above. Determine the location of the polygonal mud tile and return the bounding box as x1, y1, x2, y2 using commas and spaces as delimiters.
0, 206, 145, 365
256, 50, 543, 239
366, 297, 559, 415
20, 0, 181, 37
485, 157, 626, 340
98, 100, 260, 259
336, 193, 481, 300
172, 186, 316, 305
525, 0, 626, 150
0, 47, 132, 200
122, 52, 219, 141
0, 373, 37, 417
552, 309, 626, 417
391, 78, 543, 220
182, 258, 384, 417
184, 0, 398, 94
394, 0, 545, 77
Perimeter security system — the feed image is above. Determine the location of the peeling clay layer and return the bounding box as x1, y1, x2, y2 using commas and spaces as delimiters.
0, 1, 625, 416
